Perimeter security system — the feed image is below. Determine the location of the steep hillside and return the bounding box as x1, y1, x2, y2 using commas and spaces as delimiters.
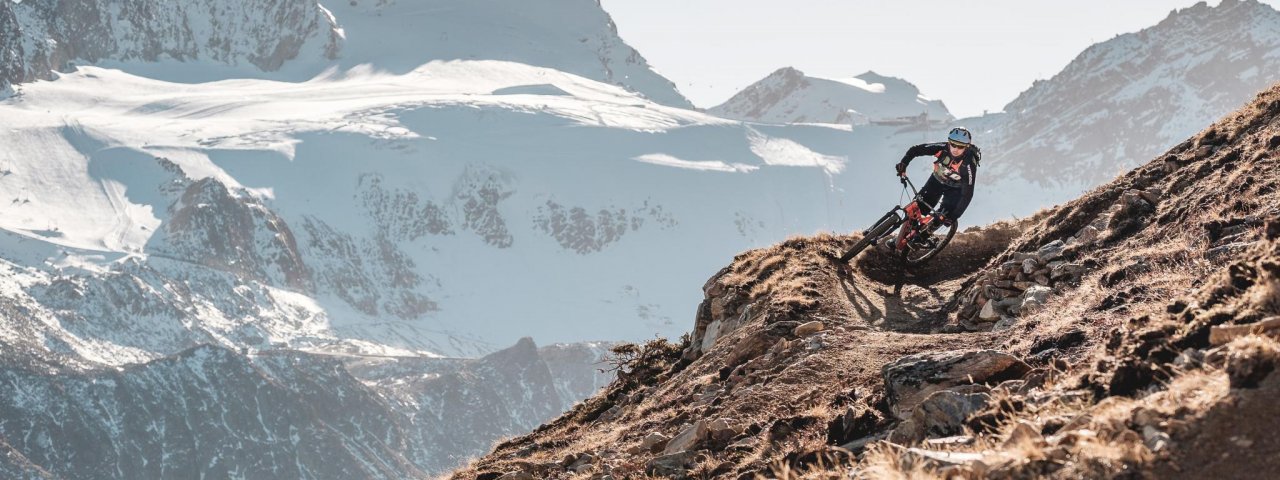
977, 0, 1280, 204
452, 84, 1280, 479
709, 68, 951, 125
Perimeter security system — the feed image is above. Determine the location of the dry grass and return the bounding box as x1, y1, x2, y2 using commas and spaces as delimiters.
836, 359, 1237, 480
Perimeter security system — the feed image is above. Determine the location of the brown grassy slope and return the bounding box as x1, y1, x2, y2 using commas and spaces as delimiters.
453, 83, 1280, 480
843, 82, 1280, 479
451, 225, 1021, 479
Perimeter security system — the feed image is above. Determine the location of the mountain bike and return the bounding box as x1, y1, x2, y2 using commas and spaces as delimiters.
839, 175, 957, 266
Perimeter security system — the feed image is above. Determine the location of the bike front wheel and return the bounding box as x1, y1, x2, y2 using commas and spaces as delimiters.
840, 210, 902, 263
901, 221, 957, 266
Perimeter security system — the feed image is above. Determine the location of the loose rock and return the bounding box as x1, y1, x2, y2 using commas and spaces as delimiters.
883, 350, 1031, 418
794, 321, 825, 337
905, 386, 992, 441
1037, 240, 1067, 262
639, 433, 670, 453
663, 420, 708, 454
646, 451, 697, 477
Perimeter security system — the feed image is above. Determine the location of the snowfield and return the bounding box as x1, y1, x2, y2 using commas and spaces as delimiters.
0, 61, 913, 362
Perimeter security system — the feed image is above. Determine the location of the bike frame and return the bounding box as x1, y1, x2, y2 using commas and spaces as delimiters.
888, 176, 942, 252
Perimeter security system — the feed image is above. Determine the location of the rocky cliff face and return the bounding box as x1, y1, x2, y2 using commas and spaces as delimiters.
0, 338, 612, 479
453, 83, 1280, 479
0, 0, 342, 88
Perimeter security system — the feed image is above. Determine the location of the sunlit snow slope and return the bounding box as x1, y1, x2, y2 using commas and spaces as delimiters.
0, 61, 917, 361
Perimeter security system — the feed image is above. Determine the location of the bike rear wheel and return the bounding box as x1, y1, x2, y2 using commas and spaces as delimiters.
901, 221, 957, 265
840, 210, 902, 263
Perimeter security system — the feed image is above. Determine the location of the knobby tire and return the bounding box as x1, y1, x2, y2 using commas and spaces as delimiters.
841, 213, 900, 263
901, 221, 957, 266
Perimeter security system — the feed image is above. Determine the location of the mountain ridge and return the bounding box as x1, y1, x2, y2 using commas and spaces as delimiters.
710, 67, 951, 125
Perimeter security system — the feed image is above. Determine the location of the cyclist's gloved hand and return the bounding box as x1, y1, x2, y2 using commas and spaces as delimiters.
895, 162, 907, 176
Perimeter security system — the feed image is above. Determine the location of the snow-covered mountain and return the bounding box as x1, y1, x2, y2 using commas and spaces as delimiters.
320, 0, 692, 108
710, 67, 952, 125
0, 61, 865, 358
0, 58, 870, 476
0, 339, 611, 478
971, 0, 1280, 216
0, 0, 690, 107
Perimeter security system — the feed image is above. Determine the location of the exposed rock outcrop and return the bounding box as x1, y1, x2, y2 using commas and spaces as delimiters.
0, 0, 342, 88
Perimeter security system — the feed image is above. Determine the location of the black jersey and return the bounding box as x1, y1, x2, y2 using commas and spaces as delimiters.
899, 142, 981, 188
898, 142, 981, 220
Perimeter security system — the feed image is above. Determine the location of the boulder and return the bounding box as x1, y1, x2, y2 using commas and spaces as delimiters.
983, 286, 1018, 299
978, 300, 999, 321
646, 451, 697, 478
794, 321, 825, 337
1012, 252, 1039, 262
708, 418, 742, 442
566, 453, 595, 472
663, 420, 708, 454
993, 317, 1018, 331
883, 350, 1031, 418
1036, 240, 1066, 262
902, 386, 991, 441
598, 405, 622, 422
1050, 263, 1087, 281
1108, 190, 1156, 233
1021, 286, 1052, 306
995, 297, 1022, 310
1089, 214, 1112, 231
1136, 189, 1161, 206
639, 433, 671, 453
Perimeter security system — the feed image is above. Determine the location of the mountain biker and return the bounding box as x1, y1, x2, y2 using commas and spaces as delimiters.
893, 127, 981, 230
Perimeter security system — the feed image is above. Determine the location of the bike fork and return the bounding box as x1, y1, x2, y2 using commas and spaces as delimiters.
863, 209, 903, 236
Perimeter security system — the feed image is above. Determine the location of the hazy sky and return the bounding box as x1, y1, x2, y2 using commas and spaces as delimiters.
600, 0, 1272, 118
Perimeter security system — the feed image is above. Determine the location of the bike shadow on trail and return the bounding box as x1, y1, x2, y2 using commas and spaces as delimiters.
838, 268, 950, 334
